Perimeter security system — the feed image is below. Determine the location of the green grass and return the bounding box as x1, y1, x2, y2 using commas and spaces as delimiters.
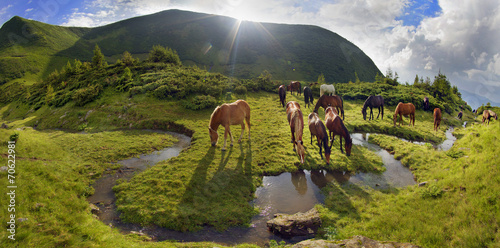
0, 89, 495, 247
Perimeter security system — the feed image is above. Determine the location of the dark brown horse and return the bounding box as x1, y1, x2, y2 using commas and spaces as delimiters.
209, 100, 251, 150
325, 106, 352, 156
287, 81, 302, 95
457, 111, 463, 120
313, 94, 344, 120
433, 108, 441, 132
362, 95, 384, 120
423, 97, 430, 111
483, 110, 498, 125
308, 112, 331, 164
303, 86, 314, 108
393, 102, 415, 127
278, 85, 286, 108
286, 101, 305, 163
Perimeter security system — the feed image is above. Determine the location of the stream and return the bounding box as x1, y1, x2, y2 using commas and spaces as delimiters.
87, 128, 456, 246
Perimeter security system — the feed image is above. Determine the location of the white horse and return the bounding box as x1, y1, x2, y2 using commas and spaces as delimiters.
320, 84, 335, 97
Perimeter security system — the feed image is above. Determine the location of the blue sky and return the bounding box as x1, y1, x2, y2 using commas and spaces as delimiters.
1, 0, 499, 108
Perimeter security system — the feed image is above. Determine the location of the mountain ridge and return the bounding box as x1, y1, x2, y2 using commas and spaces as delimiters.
0, 9, 382, 84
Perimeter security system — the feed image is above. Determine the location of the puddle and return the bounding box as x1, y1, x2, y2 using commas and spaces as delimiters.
87, 129, 457, 247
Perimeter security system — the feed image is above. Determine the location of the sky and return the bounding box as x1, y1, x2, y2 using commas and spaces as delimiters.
1, 0, 499, 109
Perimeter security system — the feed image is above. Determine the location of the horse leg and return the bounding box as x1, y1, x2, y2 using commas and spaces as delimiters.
339, 136, 344, 154
222, 126, 231, 151
318, 139, 323, 159
376, 107, 381, 119
238, 123, 245, 143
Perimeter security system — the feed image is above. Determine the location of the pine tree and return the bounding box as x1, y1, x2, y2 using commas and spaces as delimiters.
92, 44, 105, 69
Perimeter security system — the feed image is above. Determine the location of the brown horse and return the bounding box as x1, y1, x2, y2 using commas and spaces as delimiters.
308, 112, 331, 164
433, 108, 441, 132
393, 102, 415, 127
313, 94, 344, 120
325, 106, 352, 156
278, 85, 286, 108
287, 81, 302, 95
209, 100, 251, 151
303, 86, 314, 108
483, 110, 498, 124
286, 101, 305, 164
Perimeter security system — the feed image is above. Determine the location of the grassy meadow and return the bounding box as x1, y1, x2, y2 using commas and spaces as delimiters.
2, 85, 497, 247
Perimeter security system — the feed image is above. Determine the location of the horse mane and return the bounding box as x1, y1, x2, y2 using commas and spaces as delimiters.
318, 121, 331, 153
340, 120, 351, 145
362, 96, 372, 111
209, 105, 222, 129
291, 109, 303, 140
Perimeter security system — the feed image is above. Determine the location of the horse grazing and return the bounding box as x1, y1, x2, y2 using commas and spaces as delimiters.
278, 85, 286, 108
288, 81, 302, 95
286, 101, 305, 163
362, 95, 384, 120
308, 112, 331, 164
393, 102, 415, 127
483, 110, 498, 125
325, 106, 352, 156
319, 84, 335, 97
433, 108, 441, 132
303, 86, 314, 108
209, 100, 251, 151
457, 111, 463, 120
423, 97, 430, 111
314, 94, 344, 120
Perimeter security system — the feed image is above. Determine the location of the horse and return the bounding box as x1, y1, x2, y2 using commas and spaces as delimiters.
286, 101, 305, 163
325, 106, 352, 156
287, 81, 301, 95
303, 86, 314, 108
308, 112, 331, 164
209, 100, 251, 151
278, 85, 286, 108
362, 95, 384, 120
457, 111, 463, 120
319, 84, 335, 97
393, 102, 415, 127
483, 110, 498, 125
433, 108, 441, 132
313, 94, 344, 120
423, 97, 430, 111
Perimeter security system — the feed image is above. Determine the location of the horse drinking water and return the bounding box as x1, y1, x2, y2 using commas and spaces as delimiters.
362, 95, 384, 120
308, 112, 331, 164
325, 106, 352, 156
208, 100, 251, 151
286, 101, 305, 164
393, 102, 415, 127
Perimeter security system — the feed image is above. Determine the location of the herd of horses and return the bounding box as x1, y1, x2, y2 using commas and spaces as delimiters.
208, 82, 497, 164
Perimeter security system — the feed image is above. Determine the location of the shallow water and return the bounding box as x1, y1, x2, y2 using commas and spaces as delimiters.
87, 129, 457, 246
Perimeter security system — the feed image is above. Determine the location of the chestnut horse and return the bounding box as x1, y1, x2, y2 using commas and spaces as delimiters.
483, 110, 498, 125
313, 94, 344, 120
278, 85, 286, 108
362, 95, 384, 120
325, 106, 352, 156
393, 102, 415, 127
303, 86, 314, 108
288, 81, 302, 95
209, 100, 251, 151
286, 101, 305, 163
308, 112, 331, 164
433, 108, 441, 132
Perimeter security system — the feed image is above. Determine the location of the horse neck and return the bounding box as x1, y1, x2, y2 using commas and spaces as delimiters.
209, 107, 222, 131
293, 111, 303, 140
318, 123, 330, 152
362, 98, 370, 111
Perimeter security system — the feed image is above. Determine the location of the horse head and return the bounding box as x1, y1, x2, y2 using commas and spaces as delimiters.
208, 127, 218, 146
345, 137, 353, 156
362, 108, 367, 120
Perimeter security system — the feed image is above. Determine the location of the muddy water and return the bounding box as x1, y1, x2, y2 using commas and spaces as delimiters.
88, 130, 456, 247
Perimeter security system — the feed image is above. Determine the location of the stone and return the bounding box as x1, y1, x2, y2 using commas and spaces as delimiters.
90, 203, 100, 215
290, 235, 422, 248
267, 208, 321, 237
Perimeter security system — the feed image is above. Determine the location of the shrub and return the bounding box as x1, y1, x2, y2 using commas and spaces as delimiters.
148, 45, 181, 66
73, 84, 102, 106
152, 84, 178, 99
183, 95, 218, 110
234, 85, 247, 95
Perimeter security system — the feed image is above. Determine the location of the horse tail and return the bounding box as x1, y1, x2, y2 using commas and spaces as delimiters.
341, 95, 345, 120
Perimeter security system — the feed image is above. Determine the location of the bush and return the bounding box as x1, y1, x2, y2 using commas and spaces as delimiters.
73, 84, 102, 106
152, 84, 178, 99
234, 85, 247, 95
148, 45, 181, 66
183, 95, 218, 110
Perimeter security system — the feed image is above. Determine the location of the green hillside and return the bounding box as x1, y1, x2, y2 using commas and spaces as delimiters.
0, 9, 381, 85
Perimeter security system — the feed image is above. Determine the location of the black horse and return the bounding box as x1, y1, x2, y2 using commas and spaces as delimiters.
278, 85, 286, 108
423, 97, 430, 111
362, 95, 384, 120
303, 86, 314, 108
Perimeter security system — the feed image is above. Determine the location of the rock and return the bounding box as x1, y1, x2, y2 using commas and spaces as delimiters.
85, 110, 93, 121
1, 123, 8, 129
90, 203, 100, 215
267, 208, 321, 237
418, 181, 428, 187
290, 235, 422, 248
0, 166, 8, 172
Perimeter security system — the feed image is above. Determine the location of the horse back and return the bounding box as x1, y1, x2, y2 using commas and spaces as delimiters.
225, 100, 250, 124
434, 108, 441, 120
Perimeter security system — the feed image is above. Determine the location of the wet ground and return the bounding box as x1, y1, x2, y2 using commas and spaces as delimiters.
87, 129, 457, 247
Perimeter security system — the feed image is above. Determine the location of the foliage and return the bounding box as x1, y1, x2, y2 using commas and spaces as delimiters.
234, 85, 247, 95
92, 44, 106, 69
182, 95, 218, 110
148, 45, 182, 66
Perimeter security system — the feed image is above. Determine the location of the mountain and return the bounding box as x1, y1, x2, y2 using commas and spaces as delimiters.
0, 9, 381, 84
